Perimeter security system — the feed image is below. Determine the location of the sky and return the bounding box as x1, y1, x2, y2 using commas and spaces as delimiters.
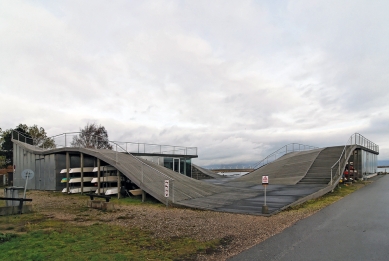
1, 0, 388, 168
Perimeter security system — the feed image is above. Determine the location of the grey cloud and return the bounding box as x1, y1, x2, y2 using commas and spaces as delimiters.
1, 0, 388, 167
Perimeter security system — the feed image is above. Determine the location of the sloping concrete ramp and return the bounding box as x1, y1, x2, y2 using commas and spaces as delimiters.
13, 140, 352, 215
228, 148, 324, 186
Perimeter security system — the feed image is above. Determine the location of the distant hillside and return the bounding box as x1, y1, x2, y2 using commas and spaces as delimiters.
378, 160, 389, 167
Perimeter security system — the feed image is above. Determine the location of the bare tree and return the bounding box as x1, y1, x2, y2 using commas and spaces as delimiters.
71, 123, 113, 149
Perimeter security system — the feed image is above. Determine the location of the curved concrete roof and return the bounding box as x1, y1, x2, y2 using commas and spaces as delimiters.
12, 140, 370, 215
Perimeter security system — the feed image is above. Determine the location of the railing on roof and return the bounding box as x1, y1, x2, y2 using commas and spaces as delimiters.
112, 141, 197, 156
253, 143, 319, 169
11, 131, 197, 156
330, 133, 379, 185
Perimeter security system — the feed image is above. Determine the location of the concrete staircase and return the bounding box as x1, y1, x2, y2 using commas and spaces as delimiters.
230, 148, 324, 185
298, 146, 344, 184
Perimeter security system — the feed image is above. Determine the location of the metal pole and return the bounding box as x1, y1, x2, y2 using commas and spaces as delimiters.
116, 144, 118, 163
338, 162, 340, 178
65, 134, 67, 147
331, 169, 333, 185
264, 185, 267, 206
23, 173, 29, 199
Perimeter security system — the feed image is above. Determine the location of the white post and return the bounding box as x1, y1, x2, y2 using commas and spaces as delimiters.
331, 169, 333, 185
23, 173, 29, 199
141, 163, 144, 183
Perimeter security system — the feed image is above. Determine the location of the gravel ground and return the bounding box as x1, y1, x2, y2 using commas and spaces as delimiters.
1, 190, 320, 260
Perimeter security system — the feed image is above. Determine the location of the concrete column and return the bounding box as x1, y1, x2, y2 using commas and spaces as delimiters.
117, 170, 121, 199
66, 152, 70, 193
80, 153, 84, 195
97, 158, 101, 195
142, 190, 146, 202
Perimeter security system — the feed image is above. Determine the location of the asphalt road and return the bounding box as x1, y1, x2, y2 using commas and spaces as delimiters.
229, 175, 389, 261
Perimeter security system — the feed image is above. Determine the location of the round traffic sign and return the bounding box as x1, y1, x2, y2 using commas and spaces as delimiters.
21, 169, 35, 180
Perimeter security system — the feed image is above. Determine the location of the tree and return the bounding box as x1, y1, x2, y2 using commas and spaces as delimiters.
71, 123, 113, 149
0, 124, 32, 167
0, 124, 55, 167
28, 125, 55, 148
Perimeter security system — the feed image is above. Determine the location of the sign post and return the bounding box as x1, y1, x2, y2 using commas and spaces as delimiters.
21, 169, 34, 199
261, 175, 269, 214
164, 180, 169, 207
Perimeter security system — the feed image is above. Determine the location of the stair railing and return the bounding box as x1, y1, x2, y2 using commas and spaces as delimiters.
330, 133, 379, 185
253, 143, 319, 169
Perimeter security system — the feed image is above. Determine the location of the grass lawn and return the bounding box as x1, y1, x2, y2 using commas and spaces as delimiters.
0, 180, 374, 260
0, 194, 218, 261
287, 180, 369, 212
0, 217, 219, 261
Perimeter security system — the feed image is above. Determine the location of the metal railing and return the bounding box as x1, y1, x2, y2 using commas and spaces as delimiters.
11, 131, 197, 157
330, 133, 379, 185
12, 130, 176, 204
253, 143, 319, 169
111, 141, 197, 156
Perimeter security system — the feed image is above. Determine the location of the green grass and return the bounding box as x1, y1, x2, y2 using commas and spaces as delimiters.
111, 196, 163, 206
0, 221, 219, 261
287, 181, 368, 212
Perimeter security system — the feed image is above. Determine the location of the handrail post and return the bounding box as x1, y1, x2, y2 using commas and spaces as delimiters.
65, 133, 67, 147
338, 162, 340, 179
331, 168, 333, 185
141, 163, 144, 183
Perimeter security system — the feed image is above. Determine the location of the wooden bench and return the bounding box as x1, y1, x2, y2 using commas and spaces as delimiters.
85, 193, 111, 202
0, 197, 33, 214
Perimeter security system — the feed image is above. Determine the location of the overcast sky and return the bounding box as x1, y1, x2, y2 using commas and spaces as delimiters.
1, 0, 388, 167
